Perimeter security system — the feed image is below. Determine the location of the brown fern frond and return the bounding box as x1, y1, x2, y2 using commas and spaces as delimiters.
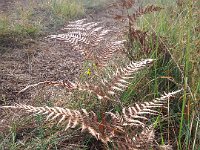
108, 90, 182, 149
132, 125, 155, 149
110, 0, 162, 25
111, 125, 155, 150
101, 59, 154, 98
71, 59, 154, 100
19, 59, 154, 100
130, 29, 147, 45
1, 90, 182, 147
121, 89, 183, 127
47, 19, 125, 67
63, 20, 100, 32
1, 104, 87, 130
0, 104, 123, 143
48, 21, 108, 46
129, 28, 167, 54
96, 40, 126, 67
104, 90, 182, 128
130, 29, 151, 53
48, 20, 110, 54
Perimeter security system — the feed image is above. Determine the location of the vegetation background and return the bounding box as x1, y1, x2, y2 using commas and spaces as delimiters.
0, 0, 199, 149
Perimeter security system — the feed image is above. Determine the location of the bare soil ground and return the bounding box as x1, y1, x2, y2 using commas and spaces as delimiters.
0, 0, 13, 12
0, 3, 119, 105
0, 41, 83, 104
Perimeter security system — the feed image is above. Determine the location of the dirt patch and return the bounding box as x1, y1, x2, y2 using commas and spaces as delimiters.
0, 40, 84, 105
0, 0, 13, 13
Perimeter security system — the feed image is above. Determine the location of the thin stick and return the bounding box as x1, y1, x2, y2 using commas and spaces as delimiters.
18, 80, 77, 94
168, 93, 170, 145
18, 81, 49, 93
192, 114, 199, 150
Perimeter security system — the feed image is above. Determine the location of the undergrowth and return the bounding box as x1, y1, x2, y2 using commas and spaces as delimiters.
135, 1, 199, 149
0, 0, 199, 150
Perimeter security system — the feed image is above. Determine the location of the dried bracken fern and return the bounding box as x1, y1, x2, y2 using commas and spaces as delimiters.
66, 59, 154, 101
1, 90, 182, 149
19, 59, 154, 101
111, 125, 155, 150
109, 0, 163, 60
89, 59, 154, 100
110, 0, 162, 25
0, 4, 181, 148
1, 104, 123, 143
47, 19, 125, 67
121, 90, 182, 127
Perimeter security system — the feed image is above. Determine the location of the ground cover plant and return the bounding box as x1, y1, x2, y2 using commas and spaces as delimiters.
0, 0, 199, 149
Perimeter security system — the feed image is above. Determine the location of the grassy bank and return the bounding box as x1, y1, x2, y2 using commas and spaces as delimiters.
0, 0, 84, 51
133, 0, 199, 149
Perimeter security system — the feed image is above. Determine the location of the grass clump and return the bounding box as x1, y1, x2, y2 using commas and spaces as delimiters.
133, 0, 199, 149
